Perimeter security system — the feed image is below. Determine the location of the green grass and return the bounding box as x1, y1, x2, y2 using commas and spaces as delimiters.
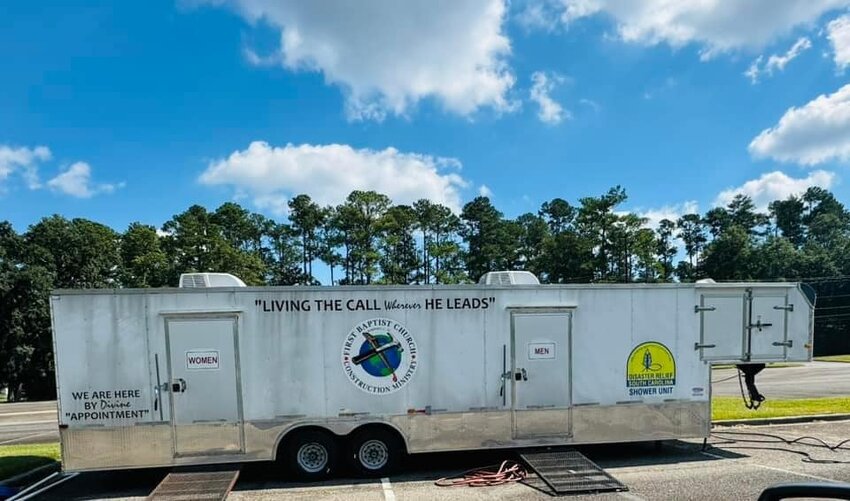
0, 443, 60, 481
712, 396, 850, 421
815, 355, 850, 363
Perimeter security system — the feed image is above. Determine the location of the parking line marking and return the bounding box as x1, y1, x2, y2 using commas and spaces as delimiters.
703, 451, 838, 483
0, 410, 56, 418
0, 431, 55, 445
381, 477, 396, 501
0, 420, 56, 427
749, 463, 837, 483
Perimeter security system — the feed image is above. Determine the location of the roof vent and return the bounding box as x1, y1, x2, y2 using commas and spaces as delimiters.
179, 273, 247, 288
478, 271, 540, 285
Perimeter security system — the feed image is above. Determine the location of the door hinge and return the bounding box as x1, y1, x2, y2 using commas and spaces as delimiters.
772, 340, 793, 347
695, 342, 717, 350
694, 305, 716, 313
773, 304, 794, 312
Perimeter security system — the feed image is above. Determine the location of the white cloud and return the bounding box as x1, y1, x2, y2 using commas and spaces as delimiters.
46, 162, 122, 198
515, 0, 561, 31
745, 56, 764, 83
242, 47, 279, 67
199, 141, 470, 214
578, 98, 601, 111
632, 201, 700, 229
749, 83, 850, 165
746, 37, 812, 83
714, 170, 836, 210
208, 0, 516, 120
553, 0, 848, 58
827, 14, 850, 70
0, 145, 51, 190
478, 185, 494, 198
529, 71, 569, 124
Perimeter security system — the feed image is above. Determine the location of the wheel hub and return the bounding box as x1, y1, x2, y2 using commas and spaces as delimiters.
297, 442, 329, 473
359, 439, 389, 470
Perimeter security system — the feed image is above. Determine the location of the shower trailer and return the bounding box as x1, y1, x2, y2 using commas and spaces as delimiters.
50, 272, 814, 478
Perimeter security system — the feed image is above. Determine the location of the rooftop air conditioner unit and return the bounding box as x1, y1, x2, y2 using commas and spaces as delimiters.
478, 271, 541, 285
179, 273, 247, 288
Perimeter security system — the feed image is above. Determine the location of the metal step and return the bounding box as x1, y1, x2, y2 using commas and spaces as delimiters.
147, 469, 240, 501
520, 449, 627, 496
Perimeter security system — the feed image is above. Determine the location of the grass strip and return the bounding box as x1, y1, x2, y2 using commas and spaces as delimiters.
0, 442, 60, 481
713, 396, 850, 421
814, 355, 850, 363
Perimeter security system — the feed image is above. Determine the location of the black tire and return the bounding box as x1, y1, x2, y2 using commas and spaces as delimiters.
282, 429, 338, 481
347, 427, 404, 477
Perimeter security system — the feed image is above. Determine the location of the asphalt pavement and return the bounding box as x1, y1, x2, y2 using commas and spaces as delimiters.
29, 419, 850, 500
712, 361, 850, 399
0, 401, 58, 446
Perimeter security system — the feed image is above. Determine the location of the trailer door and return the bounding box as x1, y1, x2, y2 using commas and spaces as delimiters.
748, 292, 790, 360
511, 311, 571, 439
697, 294, 746, 361
166, 315, 244, 457
698, 290, 790, 362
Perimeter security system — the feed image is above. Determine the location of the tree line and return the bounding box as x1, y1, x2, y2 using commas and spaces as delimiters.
2, 186, 849, 400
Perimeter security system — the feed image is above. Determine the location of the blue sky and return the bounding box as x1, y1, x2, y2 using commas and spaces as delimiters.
3, 0, 850, 232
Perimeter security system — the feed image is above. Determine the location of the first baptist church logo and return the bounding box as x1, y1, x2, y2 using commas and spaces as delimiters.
342, 318, 418, 395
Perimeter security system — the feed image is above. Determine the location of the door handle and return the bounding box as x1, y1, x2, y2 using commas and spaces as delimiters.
514, 368, 528, 381
172, 378, 187, 393
499, 371, 511, 396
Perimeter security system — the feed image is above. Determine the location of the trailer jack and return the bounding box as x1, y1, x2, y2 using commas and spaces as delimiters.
737, 363, 766, 410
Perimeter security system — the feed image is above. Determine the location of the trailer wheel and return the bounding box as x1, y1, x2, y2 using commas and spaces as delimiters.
283, 429, 338, 480
347, 427, 403, 477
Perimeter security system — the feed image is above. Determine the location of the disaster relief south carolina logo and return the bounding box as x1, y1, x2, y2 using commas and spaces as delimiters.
626, 341, 676, 397
342, 318, 417, 395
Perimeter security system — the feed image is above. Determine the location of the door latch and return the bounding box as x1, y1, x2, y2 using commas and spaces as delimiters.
171, 378, 187, 393
749, 318, 773, 332
514, 368, 528, 381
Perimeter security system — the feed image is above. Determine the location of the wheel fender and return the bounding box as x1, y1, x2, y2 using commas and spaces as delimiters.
272, 420, 409, 460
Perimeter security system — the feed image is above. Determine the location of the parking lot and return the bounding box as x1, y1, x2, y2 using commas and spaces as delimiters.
32, 419, 850, 500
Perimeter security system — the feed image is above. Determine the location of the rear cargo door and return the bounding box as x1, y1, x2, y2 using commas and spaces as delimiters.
511, 311, 571, 439
748, 292, 790, 360
697, 294, 746, 361
166, 315, 244, 457
697, 290, 791, 362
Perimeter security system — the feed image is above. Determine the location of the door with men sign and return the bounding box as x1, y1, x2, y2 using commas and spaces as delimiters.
510, 310, 572, 439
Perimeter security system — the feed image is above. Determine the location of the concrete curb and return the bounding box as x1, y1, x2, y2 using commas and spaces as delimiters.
713, 413, 850, 427
0, 462, 59, 487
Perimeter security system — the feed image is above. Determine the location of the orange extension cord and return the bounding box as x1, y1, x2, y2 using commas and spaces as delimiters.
434, 460, 528, 487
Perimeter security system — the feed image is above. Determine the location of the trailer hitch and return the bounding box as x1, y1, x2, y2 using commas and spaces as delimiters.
737, 364, 766, 410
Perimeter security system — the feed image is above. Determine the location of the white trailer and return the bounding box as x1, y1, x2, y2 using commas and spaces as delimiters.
50, 273, 814, 478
